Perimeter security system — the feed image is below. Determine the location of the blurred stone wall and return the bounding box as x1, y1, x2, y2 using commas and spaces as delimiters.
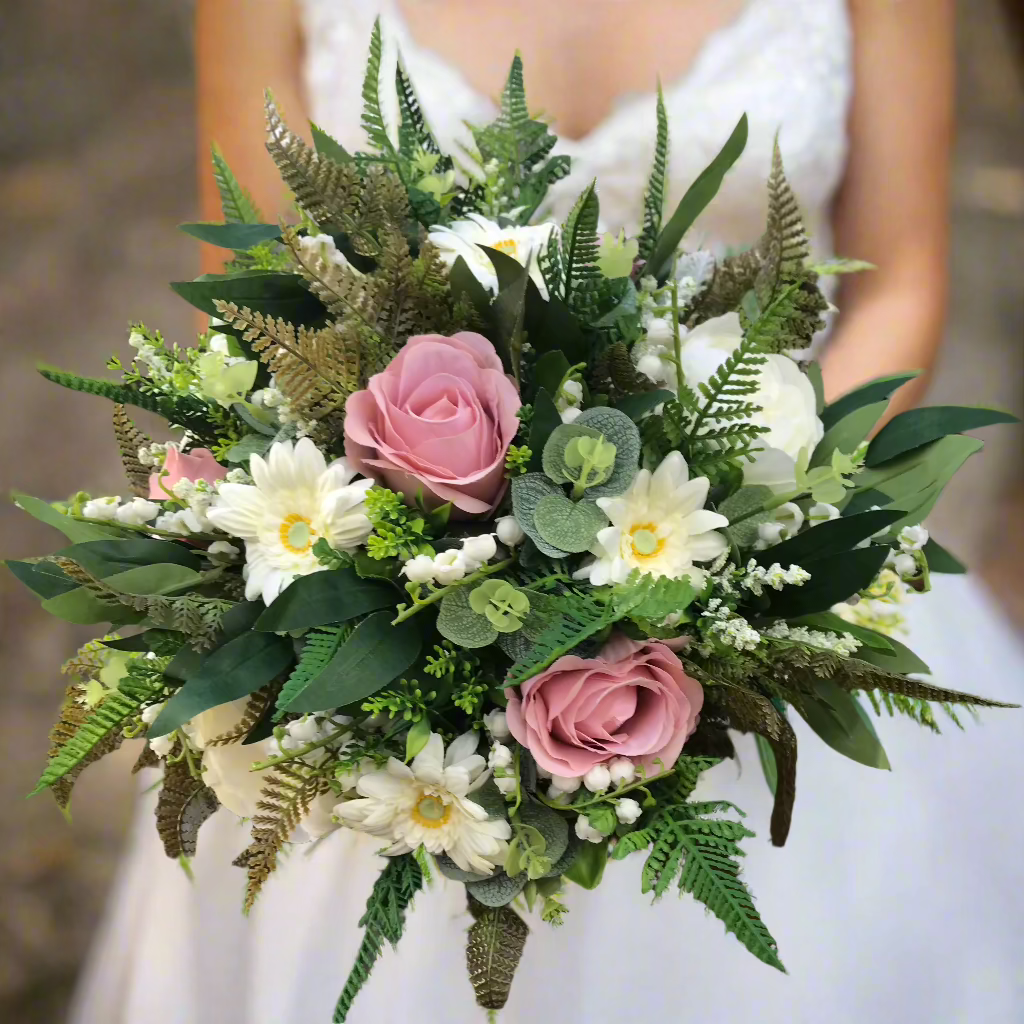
0, 1, 1020, 1022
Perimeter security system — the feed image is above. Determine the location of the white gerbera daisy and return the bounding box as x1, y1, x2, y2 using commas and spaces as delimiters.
207, 438, 373, 604
574, 451, 729, 587
428, 213, 557, 298
335, 731, 511, 875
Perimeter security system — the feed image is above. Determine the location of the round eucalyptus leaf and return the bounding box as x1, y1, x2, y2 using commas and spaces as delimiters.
541, 422, 602, 485
511, 472, 574, 558
575, 407, 642, 497
436, 587, 498, 648
517, 800, 570, 864
467, 869, 528, 907
533, 494, 607, 554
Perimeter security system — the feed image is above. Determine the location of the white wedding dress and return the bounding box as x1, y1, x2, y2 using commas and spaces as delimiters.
71, 2, 1024, 1022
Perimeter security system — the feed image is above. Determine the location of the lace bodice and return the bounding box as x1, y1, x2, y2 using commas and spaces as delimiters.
300, 0, 852, 256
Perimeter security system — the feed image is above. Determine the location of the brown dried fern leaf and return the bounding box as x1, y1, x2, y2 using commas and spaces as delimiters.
205, 684, 278, 746
466, 898, 529, 1011
834, 659, 1018, 710
132, 743, 161, 774
155, 756, 220, 858
112, 404, 152, 496
589, 341, 659, 401
241, 764, 330, 912
715, 684, 797, 847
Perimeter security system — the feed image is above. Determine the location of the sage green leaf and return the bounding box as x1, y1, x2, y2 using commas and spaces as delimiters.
533, 494, 607, 554
99, 564, 202, 596
564, 839, 608, 889
510, 472, 571, 557
283, 611, 422, 713
41, 588, 144, 626
647, 113, 748, 280
865, 405, 1018, 467
883, 439, 984, 534
718, 485, 773, 548
809, 258, 877, 276
541, 422, 602, 485
224, 433, 273, 464
171, 271, 326, 326
614, 389, 674, 422
574, 407, 642, 497
254, 569, 395, 631
766, 546, 889, 618
820, 372, 919, 432
922, 537, 966, 574
6, 559, 77, 599
435, 854, 493, 883
58, 538, 202, 575
149, 631, 293, 736
797, 682, 890, 770
852, 434, 982, 508
755, 510, 903, 566
12, 492, 122, 543
517, 800, 569, 864
437, 587, 498, 648
811, 401, 888, 466
178, 222, 281, 250
467, 870, 528, 908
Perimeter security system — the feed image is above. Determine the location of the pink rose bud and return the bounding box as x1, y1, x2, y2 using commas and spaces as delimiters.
343, 332, 521, 518
149, 446, 227, 499
505, 634, 704, 778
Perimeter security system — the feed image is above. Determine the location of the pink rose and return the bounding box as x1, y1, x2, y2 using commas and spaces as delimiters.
148, 446, 227, 499
505, 634, 703, 778
343, 332, 521, 517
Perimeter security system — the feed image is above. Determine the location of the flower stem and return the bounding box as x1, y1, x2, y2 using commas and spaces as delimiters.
536, 768, 675, 812
391, 558, 516, 624
249, 727, 349, 772
669, 266, 685, 396
69, 513, 221, 543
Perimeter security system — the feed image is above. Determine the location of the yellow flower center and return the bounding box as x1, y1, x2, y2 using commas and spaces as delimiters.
412, 794, 451, 829
279, 513, 315, 554
630, 522, 665, 561
492, 237, 519, 259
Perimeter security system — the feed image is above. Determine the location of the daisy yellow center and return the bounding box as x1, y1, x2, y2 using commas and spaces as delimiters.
630, 523, 665, 560
279, 513, 315, 554
412, 793, 451, 829
492, 238, 519, 258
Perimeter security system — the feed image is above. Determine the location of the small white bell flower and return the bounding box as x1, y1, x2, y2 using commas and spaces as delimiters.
402, 553, 437, 584
461, 533, 497, 568
495, 517, 525, 548
549, 774, 582, 795
808, 502, 841, 525
483, 709, 510, 740
559, 406, 583, 424
615, 798, 642, 825
607, 756, 636, 787
583, 764, 612, 793
116, 497, 161, 526
574, 815, 605, 844
488, 743, 513, 770
898, 525, 929, 552
81, 496, 120, 521
432, 550, 468, 586
494, 776, 518, 795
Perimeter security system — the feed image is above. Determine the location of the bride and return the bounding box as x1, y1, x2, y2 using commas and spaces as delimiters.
72, 2, 1024, 1022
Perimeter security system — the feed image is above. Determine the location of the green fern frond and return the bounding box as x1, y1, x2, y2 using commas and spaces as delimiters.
274, 626, 348, 718
360, 18, 396, 160
560, 180, 602, 311
754, 138, 809, 303
212, 144, 263, 224
638, 84, 669, 262
333, 855, 423, 1022
34, 662, 162, 798
862, 690, 963, 733
395, 61, 446, 162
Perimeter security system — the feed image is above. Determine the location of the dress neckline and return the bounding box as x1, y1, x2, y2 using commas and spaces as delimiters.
385, 0, 763, 149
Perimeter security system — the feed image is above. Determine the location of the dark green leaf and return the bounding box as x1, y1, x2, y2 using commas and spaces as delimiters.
767, 546, 889, 618
854, 635, 931, 675
806, 362, 825, 415
283, 611, 422, 713
99, 564, 202, 596
796, 682, 890, 769
533, 350, 571, 397
449, 255, 492, 320
526, 294, 588, 363
811, 401, 888, 466
564, 840, 607, 889
865, 405, 1018, 467
254, 569, 395, 631
178, 223, 282, 249
310, 122, 352, 163
101, 629, 182, 653
149, 631, 293, 736
922, 537, 966, 574
755, 510, 903, 566
12, 492, 122, 542
647, 113, 748, 280
57, 538, 201, 576
491, 265, 529, 379
527, 389, 561, 472
820, 372, 919, 432
170, 272, 327, 326
5, 559, 77, 599
614, 389, 674, 422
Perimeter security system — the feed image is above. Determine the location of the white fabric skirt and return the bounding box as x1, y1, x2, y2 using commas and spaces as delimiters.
70, 574, 1024, 1024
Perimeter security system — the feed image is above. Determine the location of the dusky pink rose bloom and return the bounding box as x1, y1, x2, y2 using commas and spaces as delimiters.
505, 634, 704, 778
148, 446, 227, 499
343, 332, 521, 517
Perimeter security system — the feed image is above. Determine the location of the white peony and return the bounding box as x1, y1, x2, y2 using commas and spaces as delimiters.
674, 312, 824, 493
428, 213, 557, 298
574, 451, 729, 587
207, 438, 373, 605
335, 731, 511, 875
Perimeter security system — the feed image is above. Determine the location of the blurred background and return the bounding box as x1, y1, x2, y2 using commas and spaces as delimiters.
0, 1, 1021, 1020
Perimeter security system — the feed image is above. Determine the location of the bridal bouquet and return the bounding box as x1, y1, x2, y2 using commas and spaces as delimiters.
10, 24, 1016, 1021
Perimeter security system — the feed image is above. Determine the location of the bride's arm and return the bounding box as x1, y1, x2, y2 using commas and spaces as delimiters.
196, 0, 308, 274
822, 0, 955, 415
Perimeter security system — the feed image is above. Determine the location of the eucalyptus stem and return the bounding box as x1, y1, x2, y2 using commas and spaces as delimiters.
391, 558, 516, 624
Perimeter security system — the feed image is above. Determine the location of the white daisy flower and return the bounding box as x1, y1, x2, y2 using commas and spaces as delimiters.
334, 731, 511, 875
574, 451, 729, 587
428, 213, 557, 298
207, 438, 373, 605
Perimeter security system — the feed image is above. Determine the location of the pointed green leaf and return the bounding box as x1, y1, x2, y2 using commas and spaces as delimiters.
57, 538, 202, 575
820, 372, 919, 432
564, 838, 607, 889
766, 546, 889, 618
865, 405, 1018, 467
254, 569, 396, 631
170, 272, 327, 325
755, 510, 903, 566
797, 682, 890, 770
12, 492, 122, 543
178, 223, 282, 249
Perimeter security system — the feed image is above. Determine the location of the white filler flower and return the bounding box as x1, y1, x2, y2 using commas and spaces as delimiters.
575, 451, 728, 587
208, 438, 373, 604
428, 213, 557, 298
335, 731, 511, 875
